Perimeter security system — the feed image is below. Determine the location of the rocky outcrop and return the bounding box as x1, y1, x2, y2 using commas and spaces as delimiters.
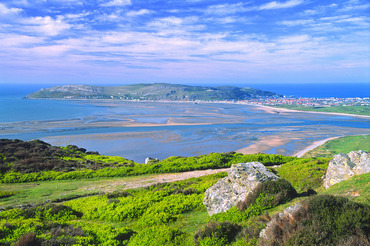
324, 150, 370, 189
203, 162, 279, 215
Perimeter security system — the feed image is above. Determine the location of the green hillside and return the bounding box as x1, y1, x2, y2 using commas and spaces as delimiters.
0, 139, 369, 245
302, 135, 370, 158
25, 83, 281, 101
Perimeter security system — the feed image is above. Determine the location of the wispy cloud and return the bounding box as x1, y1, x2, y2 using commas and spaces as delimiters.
259, 0, 305, 10
22, 16, 71, 36
101, 0, 132, 7
0, 3, 22, 15
126, 9, 152, 17
0, 0, 369, 84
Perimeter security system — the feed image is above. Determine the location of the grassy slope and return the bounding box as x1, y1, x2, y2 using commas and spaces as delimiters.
274, 104, 370, 116
302, 134, 370, 158
322, 172, 370, 206
1, 138, 369, 245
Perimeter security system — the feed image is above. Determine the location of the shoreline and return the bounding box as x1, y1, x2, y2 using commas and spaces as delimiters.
26, 97, 370, 119
254, 104, 370, 119
292, 136, 340, 158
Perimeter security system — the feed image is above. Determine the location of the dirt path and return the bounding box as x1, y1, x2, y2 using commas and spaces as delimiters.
84, 168, 230, 193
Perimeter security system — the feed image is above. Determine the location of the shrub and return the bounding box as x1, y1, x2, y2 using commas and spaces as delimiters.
128, 225, 187, 246
259, 195, 370, 246
14, 232, 41, 246
237, 179, 297, 211
194, 221, 241, 245
0, 191, 17, 199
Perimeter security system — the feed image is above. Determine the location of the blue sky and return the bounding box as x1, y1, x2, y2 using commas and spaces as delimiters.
0, 0, 369, 85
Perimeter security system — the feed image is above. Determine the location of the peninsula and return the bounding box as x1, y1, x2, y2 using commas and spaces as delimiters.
25, 83, 281, 101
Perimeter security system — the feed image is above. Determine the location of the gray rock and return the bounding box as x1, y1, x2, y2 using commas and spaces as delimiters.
145, 157, 159, 164
324, 150, 370, 189
203, 162, 280, 216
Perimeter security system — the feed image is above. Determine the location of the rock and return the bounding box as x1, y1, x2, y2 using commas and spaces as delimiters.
203, 162, 280, 215
145, 157, 158, 164
324, 150, 370, 189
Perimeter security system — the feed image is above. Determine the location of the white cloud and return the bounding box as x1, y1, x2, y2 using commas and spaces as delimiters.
101, 0, 131, 7
259, 0, 305, 10
278, 34, 310, 43
280, 19, 314, 26
0, 3, 22, 15
205, 3, 247, 15
126, 9, 152, 17
24, 16, 71, 36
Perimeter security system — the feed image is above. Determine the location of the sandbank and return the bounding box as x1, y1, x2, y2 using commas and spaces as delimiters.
235, 135, 299, 155
293, 136, 340, 157
254, 105, 370, 119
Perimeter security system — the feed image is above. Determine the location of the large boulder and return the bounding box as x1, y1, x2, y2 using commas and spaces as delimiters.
203, 162, 280, 215
324, 150, 370, 189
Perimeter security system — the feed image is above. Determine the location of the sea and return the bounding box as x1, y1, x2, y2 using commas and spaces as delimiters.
1, 83, 369, 163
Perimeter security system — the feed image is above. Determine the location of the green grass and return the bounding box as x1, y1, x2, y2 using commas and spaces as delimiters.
0, 174, 171, 209
322, 172, 370, 206
273, 105, 370, 116
275, 158, 330, 192
303, 135, 370, 158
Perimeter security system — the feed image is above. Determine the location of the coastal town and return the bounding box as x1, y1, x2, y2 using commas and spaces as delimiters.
243, 96, 370, 107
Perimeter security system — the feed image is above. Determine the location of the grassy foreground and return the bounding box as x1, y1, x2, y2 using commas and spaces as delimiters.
302, 134, 370, 158
273, 104, 370, 116
0, 139, 369, 245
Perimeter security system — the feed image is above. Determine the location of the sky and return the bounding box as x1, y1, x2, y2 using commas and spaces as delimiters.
0, 0, 369, 85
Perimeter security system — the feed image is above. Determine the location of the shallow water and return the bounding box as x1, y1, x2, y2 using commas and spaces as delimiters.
1, 96, 369, 162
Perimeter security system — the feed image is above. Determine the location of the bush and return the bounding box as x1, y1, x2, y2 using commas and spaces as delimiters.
237, 179, 297, 211
259, 195, 370, 246
14, 232, 41, 246
194, 221, 241, 245
128, 225, 187, 246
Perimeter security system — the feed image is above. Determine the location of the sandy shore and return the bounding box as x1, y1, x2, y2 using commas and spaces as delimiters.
293, 136, 340, 157
235, 135, 299, 155
254, 105, 370, 119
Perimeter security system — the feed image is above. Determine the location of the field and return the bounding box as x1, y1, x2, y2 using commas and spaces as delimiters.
274, 105, 370, 116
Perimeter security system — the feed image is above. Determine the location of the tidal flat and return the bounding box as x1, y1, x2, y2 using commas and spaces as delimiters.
1, 100, 369, 163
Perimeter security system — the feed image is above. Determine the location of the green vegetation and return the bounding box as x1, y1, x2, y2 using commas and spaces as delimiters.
0, 139, 296, 183
274, 104, 370, 116
276, 158, 330, 192
303, 134, 370, 158
260, 195, 370, 245
322, 172, 370, 205
1, 139, 369, 245
25, 83, 281, 101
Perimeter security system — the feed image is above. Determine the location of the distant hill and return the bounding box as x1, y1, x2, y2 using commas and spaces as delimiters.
25, 83, 282, 101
